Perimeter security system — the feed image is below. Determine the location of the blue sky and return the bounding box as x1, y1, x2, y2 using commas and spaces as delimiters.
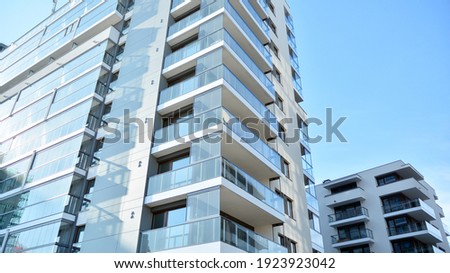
1, 1, 450, 226
292, 0, 450, 226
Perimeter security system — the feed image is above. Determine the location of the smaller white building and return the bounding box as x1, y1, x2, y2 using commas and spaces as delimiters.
317, 160, 450, 253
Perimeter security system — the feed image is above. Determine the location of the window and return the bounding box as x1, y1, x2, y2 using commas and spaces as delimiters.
273, 66, 281, 83
270, 40, 279, 58
266, 0, 275, 14
278, 124, 286, 142
275, 92, 283, 111
72, 225, 85, 252
308, 210, 321, 232
276, 190, 294, 219
304, 176, 316, 197
158, 153, 190, 174
279, 234, 297, 253
266, 18, 277, 35
122, 19, 131, 35
377, 173, 401, 186
281, 159, 290, 178
337, 224, 368, 241
382, 194, 409, 213
152, 206, 187, 229
116, 43, 126, 62
341, 244, 371, 253
333, 202, 363, 221
162, 106, 193, 127
285, 197, 294, 218
391, 239, 430, 253
330, 182, 357, 195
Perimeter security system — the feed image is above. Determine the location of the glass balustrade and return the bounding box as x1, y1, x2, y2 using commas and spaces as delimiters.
140, 216, 287, 253
148, 156, 283, 213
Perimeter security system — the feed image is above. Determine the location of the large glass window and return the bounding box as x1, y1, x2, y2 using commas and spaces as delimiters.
337, 224, 367, 241
152, 206, 187, 229
0, 157, 32, 194
4, 222, 69, 253
187, 188, 220, 221
341, 244, 371, 253
376, 173, 401, 186
158, 153, 190, 174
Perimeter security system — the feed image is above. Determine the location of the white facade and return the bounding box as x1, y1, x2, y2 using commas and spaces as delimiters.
317, 160, 450, 253
0, 0, 321, 253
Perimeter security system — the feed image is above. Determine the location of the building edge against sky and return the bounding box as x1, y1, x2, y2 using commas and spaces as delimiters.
317, 160, 450, 253
0, 0, 322, 253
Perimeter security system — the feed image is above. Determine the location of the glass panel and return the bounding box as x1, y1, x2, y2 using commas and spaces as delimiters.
0, 157, 32, 194
167, 207, 187, 227
140, 217, 286, 253
4, 222, 64, 253
148, 157, 221, 195
186, 188, 220, 221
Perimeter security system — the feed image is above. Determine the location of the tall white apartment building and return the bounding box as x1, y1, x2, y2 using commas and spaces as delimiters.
0, 0, 322, 253
317, 160, 450, 253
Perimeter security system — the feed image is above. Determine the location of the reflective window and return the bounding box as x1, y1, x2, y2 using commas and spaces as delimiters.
5, 222, 65, 253
152, 207, 187, 229
187, 189, 220, 221
0, 157, 32, 194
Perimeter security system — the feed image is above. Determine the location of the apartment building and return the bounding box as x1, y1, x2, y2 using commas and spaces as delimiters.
317, 160, 450, 253
0, 0, 322, 253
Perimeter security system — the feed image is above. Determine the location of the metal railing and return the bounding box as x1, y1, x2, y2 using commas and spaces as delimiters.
331, 228, 374, 244
328, 207, 369, 223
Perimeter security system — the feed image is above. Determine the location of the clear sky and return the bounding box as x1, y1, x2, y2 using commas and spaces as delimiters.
1, 1, 450, 226
292, 0, 450, 227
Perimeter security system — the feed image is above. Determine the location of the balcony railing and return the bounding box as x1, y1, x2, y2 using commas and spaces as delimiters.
331, 229, 374, 244
159, 64, 276, 131
383, 198, 433, 214
148, 157, 283, 213
168, 0, 270, 64
242, 0, 269, 35
388, 221, 440, 237
285, 15, 294, 31
287, 33, 297, 50
140, 216, 287, 253
164, 29, 273, 95
328, 207, 369, 223
293, 76, 303, 96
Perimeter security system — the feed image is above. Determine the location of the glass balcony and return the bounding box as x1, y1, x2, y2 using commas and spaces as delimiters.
384, 199, 429, 214
331, 229, 374, 244
242, 0, 269, 35
148, 156, 283, 214
288, 32, 297, 50
290, 55, 300, 72
306, 191, 319, 211
159, 64, 276, 131
223, 109, 281, 170
164, 29, 272, 95
328, 207, 369, 223
293, 76, 303, 97
168, 0, 270, 64
302, 157, 313, 177
153, 107, 281, 170
388, 221, 442, 242
168, 0, 223, 36
224, 0, 269, 60
285, 15, 295, 31
140, 216, 287, 253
